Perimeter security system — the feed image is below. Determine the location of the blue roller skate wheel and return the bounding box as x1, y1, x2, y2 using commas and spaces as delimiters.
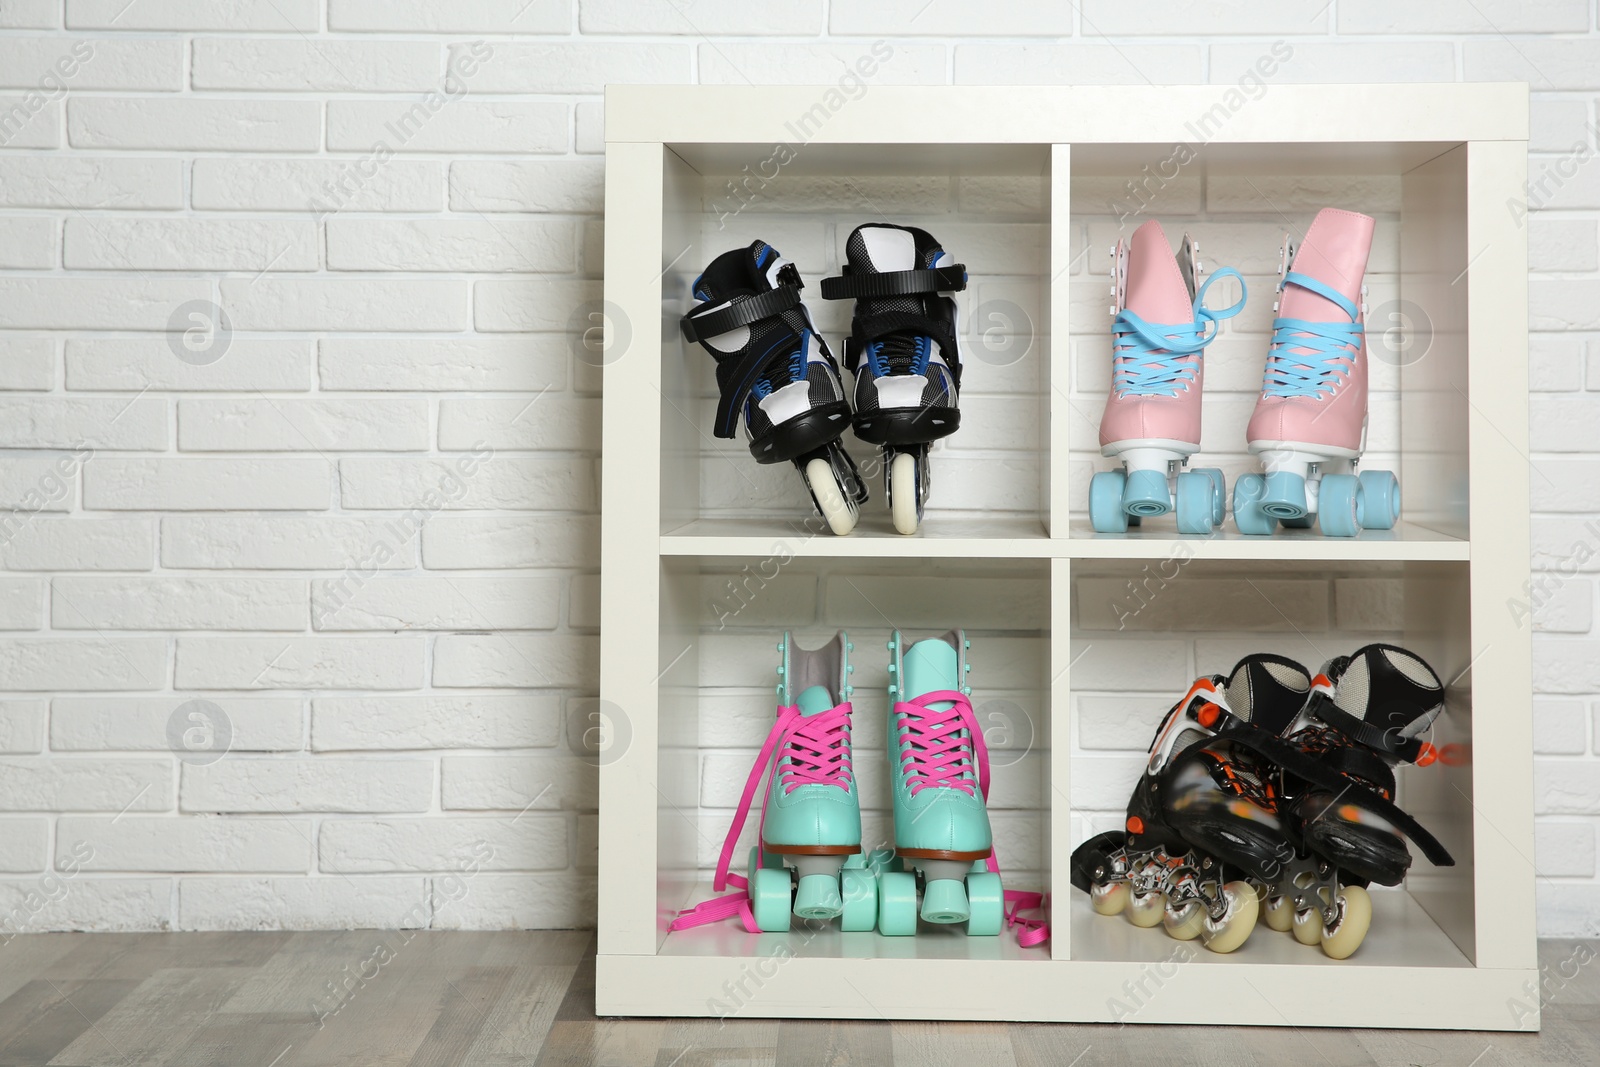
1175, 471, 1215, 535
840, 868, 877, 932
1232, 473, 1278, 536
1192, 467, 1226, 527
1357, 470, 1401, 530
1260, 470, 1308, 520
1122, 468, 1171, 519
1319, 474, 1361, 537
1089, 471, 1129, 533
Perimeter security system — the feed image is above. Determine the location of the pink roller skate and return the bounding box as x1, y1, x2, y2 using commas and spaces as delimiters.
1233, 208, 1400, 537
1089, 220, 1246, 535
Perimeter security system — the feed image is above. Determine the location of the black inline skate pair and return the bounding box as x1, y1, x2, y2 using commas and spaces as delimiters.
679, 225, 967, 536
1071, 644, 1455, 959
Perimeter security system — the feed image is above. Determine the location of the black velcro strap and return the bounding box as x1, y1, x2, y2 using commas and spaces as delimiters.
680, 285, 802, 344
820, 265, 967, 301
1309, 695, 1427, 764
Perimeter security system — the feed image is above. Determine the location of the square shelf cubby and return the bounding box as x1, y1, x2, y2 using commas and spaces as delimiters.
655, 142, 1054, 544
652, 553, 1052, 964
1065, 142, 1470, 546
1065, 557, 1475, 970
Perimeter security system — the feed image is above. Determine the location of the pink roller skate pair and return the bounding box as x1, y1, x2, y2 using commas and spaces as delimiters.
1089, 208, 1400, 538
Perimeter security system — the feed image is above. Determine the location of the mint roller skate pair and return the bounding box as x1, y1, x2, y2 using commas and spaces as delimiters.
670, 629, 1031, 940
682, 226, 968, 536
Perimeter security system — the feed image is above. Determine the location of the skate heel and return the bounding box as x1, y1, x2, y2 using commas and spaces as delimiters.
920, 878, 970, 924
793, 872, 845, 920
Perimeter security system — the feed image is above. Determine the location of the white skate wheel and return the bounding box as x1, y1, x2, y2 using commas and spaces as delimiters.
889, 452, 920, 535
1199, 880, 1259, 954
804, 457, 858, 536
1127, 890, 1165, 928
1320, 885, 1372, 960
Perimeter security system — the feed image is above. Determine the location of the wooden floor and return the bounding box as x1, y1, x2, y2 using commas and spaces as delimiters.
0, 931, 1595, 1066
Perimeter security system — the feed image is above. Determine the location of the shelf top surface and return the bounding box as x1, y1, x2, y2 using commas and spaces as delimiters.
607, 83, 1528, 147
660, 518, 1469, 562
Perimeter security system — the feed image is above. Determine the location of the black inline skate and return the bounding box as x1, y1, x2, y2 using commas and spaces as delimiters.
681, 240, 867, 535
822, 224, 967, 535
1251, 644, 1456, 959
1070, 654, 1315, 953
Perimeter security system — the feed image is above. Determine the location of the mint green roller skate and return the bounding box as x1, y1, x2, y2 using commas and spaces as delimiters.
875, 629, 1004, 936
669, 631, 876, 934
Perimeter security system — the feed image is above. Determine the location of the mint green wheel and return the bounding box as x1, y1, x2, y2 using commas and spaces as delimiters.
840, 868, 877, 932
877, 871, 918, 936
965, 872, 1004, 936
750, 867, 792, 932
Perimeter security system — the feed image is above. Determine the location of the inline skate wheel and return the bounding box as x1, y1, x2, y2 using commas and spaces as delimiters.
1319, 474, 1361, 537
1122, 468, 1172, 519
1357, 470, 1401, 530
1232, 474, 1278, 536
1192, 467, 1226, 527
840, 867, 877, 932
750, 867, 793, 932
1262, 893, 1295, 932
1127, 890, 1165, 928
1200, 881, 1259, 954
1162, 900, 1206, 941
1089, 470, 1129, 533
1291, 904, 1324, 945
803, 457, 859, 536
1320, 885, 1372, 960
1175, 471, 1215, 535
1260, 470, 1308, 521
965, 872, 1004, 936
889, 451, 921, 535
877, 871, 918, 936
1090, 881, 1129, 916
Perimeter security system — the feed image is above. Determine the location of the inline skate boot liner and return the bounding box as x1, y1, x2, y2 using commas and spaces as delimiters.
679, 241, 866, 535
668, 631, 868, 933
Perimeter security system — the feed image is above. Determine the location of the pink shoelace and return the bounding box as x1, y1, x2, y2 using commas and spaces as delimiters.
667, 693, 1050, 946
668, 703, 854, 933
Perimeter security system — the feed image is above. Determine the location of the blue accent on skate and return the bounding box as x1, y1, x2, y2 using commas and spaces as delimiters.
756, 244, 774, 268
720, 331, 797, 437
862, 334, 934, 380
1122, 468, 1172, 518
787, 330, 809, 387
1262, 270, 1364, 399
1111, 268, 1246, 397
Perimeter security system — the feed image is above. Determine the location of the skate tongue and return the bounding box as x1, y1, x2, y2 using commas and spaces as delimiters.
1329, 644, 1444, 739
1279, 208, 1374, 324
691, 239, 784, 304
902, 639, 959, 710
795, 684, 834, 716
1224, 654, 1311, 735
1124, 219, 1195, 325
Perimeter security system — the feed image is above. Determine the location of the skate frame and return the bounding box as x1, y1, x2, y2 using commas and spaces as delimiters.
600, 83, 1534, 1029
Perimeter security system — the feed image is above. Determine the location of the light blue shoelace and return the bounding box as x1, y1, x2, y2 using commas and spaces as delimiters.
1111, 268, 1246, 397
1262, 270, 1364, 398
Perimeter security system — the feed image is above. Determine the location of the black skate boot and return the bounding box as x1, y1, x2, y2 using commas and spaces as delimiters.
681, 240, 867, 535
822, 224, 967, 535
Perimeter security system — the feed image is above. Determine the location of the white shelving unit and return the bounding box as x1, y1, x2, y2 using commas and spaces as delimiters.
598, 84, 1535, 1028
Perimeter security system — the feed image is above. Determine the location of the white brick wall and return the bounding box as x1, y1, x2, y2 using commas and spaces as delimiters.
0, 3, 1596, 938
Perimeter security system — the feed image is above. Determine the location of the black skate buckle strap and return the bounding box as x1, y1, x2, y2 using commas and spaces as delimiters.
820, 264, 968, 301
679, 283, 803, 344
1307, 690, 1432, 764
1217, 722, 1456, 869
